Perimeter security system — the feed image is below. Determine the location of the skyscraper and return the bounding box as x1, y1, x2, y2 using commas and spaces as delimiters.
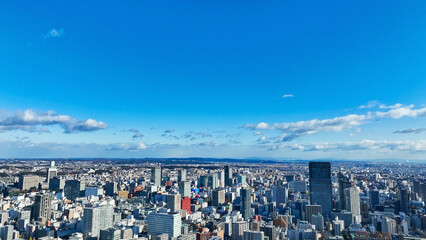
225, 166, 232, 186
105, 182, 118, 196
208, 173, 218, 190
64, 179, 85, 201
309, 162, 332, 219
243, 230, 264, 240
344, 187, 360, 216
305, 205, 322, 223
151, 167, 162, 186
31, 193, 52, 220
49, 177, 65, 191
370, 189, 380, 210
212, 189, 225, 206
398, 187, 409, 214
1, 225, 13, 240
240, 188, 252, 220
46, 160, 58, 184
199, 175, 208, 188
311, 214, 324, 231
332, 217, 344, 236
147, 212, 181, 239
274, 185, 288, 206
179, 181, 191, 198
19, 175, 39, 190
232, 222, 249, 240
338, 171, 351, 210
218, 170, 225, 188
83, 205, 114, 240
166, 194, 182, 212
178, 169, 186, 183
100, 228, 121, 240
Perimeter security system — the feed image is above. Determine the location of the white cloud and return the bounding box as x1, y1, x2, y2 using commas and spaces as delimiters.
257, 136, 269, 144
394, 128, 426, 134
183, 131, 212, 140
41, 28, 65, 40
243, 104, 426, 141
244, 122, 269, 130
282, 94, 294, 98
379, 103, 402, 109
164, 128, 175, 133
376, 105, 426, 119
106, 142, 146, 151
197, 141, 220, 147
244, 114, 370, 141
272, 140, 426, 153
0, 109, 107, 133
359, 100, 379, 109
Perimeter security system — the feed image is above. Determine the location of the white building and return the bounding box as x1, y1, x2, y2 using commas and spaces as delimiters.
147, 212, 181, 239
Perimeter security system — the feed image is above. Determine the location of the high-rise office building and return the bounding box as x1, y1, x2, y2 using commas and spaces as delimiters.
178, 169, 186, 183
238, 175, 247, 185
274, 185, 288, 206
167, 194, 182, 212
212, 189, 225, 206
305, 205, 322, 223
1, 225, 13, 240
100, 228, 121, 240
151, 167, 162, 186
19, 175, 39, 190
0, 211, 9, 226
105, 182, 118, 196
147, 212, 181, 239
332, 217, 344, 236
370, 189, 380, 210
65, 179, 86, 201
49, 177, 65, 191
398, 187, 409, 214
225, 166, 232, 186
260, 225, 275, 240
231, 222, 249, 240
344, 187, 360, 216
199, 175, 208, 188
311, 214, 324, 231
218, 170, 225, 188
309, 162, 332, 219
31, 194, 52, 220
240, 188, 252, 220
83, 205, 114, 240
46, 160, 58, 184
208, 173, 218, 190
179, 181, 191, 198
338, 172, 351, 210
413, 180, 422, 200
243, 230, 264, 240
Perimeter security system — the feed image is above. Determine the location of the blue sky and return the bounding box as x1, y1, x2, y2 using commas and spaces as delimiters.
1, 1, 426, 160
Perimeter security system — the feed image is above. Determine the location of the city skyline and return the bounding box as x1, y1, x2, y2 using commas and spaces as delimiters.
1, 1, 426, 160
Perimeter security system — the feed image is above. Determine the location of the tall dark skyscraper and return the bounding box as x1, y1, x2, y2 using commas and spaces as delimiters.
338, 171, 351, 210
309, 162, 332, 219
240, 188, 252, 220
370, 189, 380, 210
398, 187, 409, 214
225, 165, 232, 186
